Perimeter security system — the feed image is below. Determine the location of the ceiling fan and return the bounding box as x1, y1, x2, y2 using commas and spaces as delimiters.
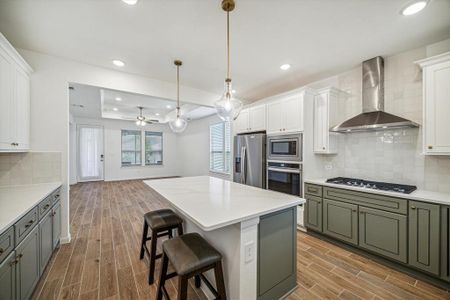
134, 106, 158, 126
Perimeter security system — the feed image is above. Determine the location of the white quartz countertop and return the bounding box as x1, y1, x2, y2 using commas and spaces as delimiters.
144, 176, 304, 231
304, 179, 450, 206
0, 182, 62, 235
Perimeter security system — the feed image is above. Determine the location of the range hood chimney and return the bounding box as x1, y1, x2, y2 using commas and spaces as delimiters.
330, 56, 419, 133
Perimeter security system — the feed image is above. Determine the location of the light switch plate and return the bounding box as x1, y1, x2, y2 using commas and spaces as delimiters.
244, 241, 255, 263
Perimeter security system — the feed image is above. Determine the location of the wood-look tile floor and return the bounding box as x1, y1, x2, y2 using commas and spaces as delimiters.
32, 180, 450, 300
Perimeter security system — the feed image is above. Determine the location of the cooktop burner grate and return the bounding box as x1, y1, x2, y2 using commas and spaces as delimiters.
326, 177, 417, 194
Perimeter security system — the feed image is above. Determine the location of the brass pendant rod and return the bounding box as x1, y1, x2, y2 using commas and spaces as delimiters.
227, 10, 230, 80
174, 60, 182, 118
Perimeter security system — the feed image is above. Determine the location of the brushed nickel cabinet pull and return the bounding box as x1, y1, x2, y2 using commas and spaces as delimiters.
428, 145, 433, 149
411, 206, 416, 210
0, 248, 4, 254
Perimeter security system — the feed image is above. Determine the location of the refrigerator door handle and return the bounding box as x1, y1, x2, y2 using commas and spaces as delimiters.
241, 146, 247, 184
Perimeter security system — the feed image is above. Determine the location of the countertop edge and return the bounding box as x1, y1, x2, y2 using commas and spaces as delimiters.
304, 179, 450, 206
0, 182, 62, 235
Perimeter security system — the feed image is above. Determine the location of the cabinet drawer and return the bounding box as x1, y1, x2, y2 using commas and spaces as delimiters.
38, 195, 52, 220
323, 187, 407, 214
0, 227, 14, 264
52, 188, 61, 205
14, 207, 38, 246
305, 184, 322, 197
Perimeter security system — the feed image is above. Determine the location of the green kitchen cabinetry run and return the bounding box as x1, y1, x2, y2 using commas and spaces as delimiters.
409, 201, 440, 276
15, 225, 40, 300
304, 194, 322, 232
441, 206, 450, 282
359, 206, 407, 263
323, 198, 358, 245
0, 251, 16, 300
258, 207, 297, 300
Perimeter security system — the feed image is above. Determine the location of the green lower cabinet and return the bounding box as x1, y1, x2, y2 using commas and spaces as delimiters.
16, 226, 40, 300
0, 251, 16, 300
305, 195, 322, 232
39, 210, 53, 275
358, 206, 407, 263
408, 201, 440, 276
258, 207, 296, 300
52, 201, 61, 250
441, 206, 450, 282
323, 199, 358, 245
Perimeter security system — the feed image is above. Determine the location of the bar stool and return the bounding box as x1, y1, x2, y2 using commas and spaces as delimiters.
156, 232, 226, 300
140, 209, 183, 284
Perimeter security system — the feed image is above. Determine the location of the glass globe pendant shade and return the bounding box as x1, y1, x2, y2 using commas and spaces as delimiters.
168, 115, 187, 133
214, 79, 243, 121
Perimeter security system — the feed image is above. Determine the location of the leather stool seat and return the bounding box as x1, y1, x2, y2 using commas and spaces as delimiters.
144, 209, 183, 231
162, 233, 222, 275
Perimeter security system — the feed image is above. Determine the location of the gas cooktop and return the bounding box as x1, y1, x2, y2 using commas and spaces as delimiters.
326, 177, 417, 194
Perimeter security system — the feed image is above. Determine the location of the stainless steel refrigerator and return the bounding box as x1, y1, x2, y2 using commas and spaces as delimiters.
233, 133, 266, 189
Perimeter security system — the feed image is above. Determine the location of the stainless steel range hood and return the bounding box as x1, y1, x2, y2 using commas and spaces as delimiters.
330, 56, 419, 133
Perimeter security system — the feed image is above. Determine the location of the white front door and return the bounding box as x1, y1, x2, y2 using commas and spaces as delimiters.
77, 125, 104, 182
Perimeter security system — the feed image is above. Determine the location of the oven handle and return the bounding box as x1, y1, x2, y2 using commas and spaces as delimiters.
267, 167, 300, 174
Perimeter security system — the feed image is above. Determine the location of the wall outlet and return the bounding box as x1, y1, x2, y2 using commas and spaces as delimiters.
325, 163, 333, 170
244, 241, 255, 263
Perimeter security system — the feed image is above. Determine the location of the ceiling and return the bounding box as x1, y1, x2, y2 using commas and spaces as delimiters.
1, 0, 450, 101
69, 83, 216, 122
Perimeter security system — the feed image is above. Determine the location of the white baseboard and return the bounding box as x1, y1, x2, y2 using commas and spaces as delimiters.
60, 234, 71, 244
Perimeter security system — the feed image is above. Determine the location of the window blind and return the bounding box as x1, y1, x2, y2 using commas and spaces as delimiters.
210, 122, 231, 173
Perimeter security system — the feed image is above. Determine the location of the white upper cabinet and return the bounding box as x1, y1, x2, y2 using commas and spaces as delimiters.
267, 94, 304, 134
416, 52, 450, 155
313, 87, 346, 154
233, 104, 266, 134
0, 33, 32, 152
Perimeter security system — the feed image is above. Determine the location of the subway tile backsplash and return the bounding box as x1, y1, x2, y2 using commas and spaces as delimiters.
0, 152, 62, 186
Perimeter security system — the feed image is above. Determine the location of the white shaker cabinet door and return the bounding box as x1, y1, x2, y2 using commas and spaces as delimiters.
284, 96, 303, 133
14, 69, 30, 150
0, 51, 13, 150
424, 60, 450, 154
249, 105, 266, 132
267, 100, 284, 134
313, 92, 328, 153
234, 108, 249, 134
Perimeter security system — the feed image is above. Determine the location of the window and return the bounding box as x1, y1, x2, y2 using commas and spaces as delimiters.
121, 130, 141, 166
145, 132, 163, 165
210, 122, 231, 173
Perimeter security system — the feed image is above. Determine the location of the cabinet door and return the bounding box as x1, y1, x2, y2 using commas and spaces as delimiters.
267, 100, 284, 134
39, 211, 53, 274
305, 195, 322, 232
0, 251, 16, 300
0, 49, 13, 150
249, 105, 266, 132
424, 60, 450, 154
441, 206, 450, 282
323, 199, 358, 245
409, 201, 440, 275
283, 96, 303, 132
359, 206, 407, 263
13, 69, 30, 150
52, 201, 61, 249
16, 226, 40, 300
234, 108, 249, 133
313, 93, 328, 153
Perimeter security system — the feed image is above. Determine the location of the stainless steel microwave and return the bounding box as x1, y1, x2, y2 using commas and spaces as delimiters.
267, 133, 302, 162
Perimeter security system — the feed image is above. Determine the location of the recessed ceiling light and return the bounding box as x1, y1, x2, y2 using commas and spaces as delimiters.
112, 59, 125, 67
401, 1, 428, 15
166, 105, 172, 109
113, 107, 119, 111
232, 89, 236, 94
155, 113, 160, 116
122, 0, 138, 5
115, 97, 122, 101
280, 64, 291, 70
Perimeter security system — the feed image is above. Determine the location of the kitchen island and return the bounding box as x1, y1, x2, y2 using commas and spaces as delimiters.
144, 176, 304, 300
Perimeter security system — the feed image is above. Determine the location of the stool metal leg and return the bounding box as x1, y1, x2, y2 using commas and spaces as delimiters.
139, 222, 148, 260
156, 253, 169, 300
177, 275, 188, 300
148, 230, 158, 284
214, 261, 227, 300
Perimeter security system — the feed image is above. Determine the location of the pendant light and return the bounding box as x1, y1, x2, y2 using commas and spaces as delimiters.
214, 0, 243, 121
169, 60, 188, 133
136, 106, 146, 126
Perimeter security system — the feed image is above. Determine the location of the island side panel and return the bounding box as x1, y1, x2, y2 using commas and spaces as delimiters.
258, 206, 297, 300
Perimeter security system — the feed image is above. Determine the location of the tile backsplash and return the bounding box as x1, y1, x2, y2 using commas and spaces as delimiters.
0, 152, 62, 186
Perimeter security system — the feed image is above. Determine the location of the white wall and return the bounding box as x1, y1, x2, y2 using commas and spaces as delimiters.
20, 48, 220, 244
74, 117, 179, 181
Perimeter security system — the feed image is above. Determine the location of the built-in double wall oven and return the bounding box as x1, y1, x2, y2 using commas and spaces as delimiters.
267, 133, 303, 197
